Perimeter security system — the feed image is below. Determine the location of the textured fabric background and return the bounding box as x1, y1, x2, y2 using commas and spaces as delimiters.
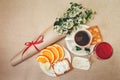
0, 0, 120, 80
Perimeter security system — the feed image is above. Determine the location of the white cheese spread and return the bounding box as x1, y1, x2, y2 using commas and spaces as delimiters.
54, 60, 70, 74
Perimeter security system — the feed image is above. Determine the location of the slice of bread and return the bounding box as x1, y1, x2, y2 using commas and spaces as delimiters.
87, 25, 103, 45
52, 58, 73, 76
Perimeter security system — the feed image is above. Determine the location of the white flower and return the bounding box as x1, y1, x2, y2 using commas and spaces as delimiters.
82, 18, 87, 23
63, 29, 68, 34
78, 17, 82, 21
59, 29, 63, 34
55, 25, 61, 31
62, 23, 68, 29
62, 19, 74, 29
74, 6, 80, 13
68, 10, 79, 18
77, 17, 82, 24
66, 19, 74, 29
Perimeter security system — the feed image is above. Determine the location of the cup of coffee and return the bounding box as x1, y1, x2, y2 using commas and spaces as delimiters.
74, 29, 92, 47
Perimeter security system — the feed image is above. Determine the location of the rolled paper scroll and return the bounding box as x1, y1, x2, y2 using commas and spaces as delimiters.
11, 27, 66, 66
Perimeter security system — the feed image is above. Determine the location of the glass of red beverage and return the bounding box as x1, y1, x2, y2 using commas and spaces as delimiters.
94, 42, 113, 59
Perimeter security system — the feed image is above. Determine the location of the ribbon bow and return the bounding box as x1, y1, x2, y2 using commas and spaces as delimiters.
22, 35, 44, 56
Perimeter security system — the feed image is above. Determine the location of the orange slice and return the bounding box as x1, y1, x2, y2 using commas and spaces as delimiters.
36, 55, 49, 63
40, 49, 54, 63
47, 46, 59, 63
53, 44, 64, 61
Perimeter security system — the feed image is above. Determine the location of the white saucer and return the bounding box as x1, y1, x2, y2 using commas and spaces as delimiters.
65, 25, 95, 56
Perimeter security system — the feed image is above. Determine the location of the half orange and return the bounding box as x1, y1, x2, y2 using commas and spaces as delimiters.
53, 44, 64, 61
40, 49, 54, 63
47, 46, 59, 63
36, 55, 49, 63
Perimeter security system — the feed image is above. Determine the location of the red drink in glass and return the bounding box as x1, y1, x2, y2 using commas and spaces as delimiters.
94, 42, 113, 59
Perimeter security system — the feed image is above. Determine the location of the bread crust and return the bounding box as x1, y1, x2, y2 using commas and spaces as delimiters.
87, 25, 103, 45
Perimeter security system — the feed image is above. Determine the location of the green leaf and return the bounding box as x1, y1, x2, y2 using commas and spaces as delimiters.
75, 46, 82, 51
84, 48, 90, 52
59, 18, 64, 26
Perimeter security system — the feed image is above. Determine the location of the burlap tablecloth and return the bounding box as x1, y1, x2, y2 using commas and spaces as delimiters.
0, 0, 120, 80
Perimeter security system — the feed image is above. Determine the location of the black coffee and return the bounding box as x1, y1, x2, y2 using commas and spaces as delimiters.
74, 31, 90, 46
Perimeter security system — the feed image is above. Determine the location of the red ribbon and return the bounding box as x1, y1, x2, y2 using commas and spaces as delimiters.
22, 35, 44, 56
